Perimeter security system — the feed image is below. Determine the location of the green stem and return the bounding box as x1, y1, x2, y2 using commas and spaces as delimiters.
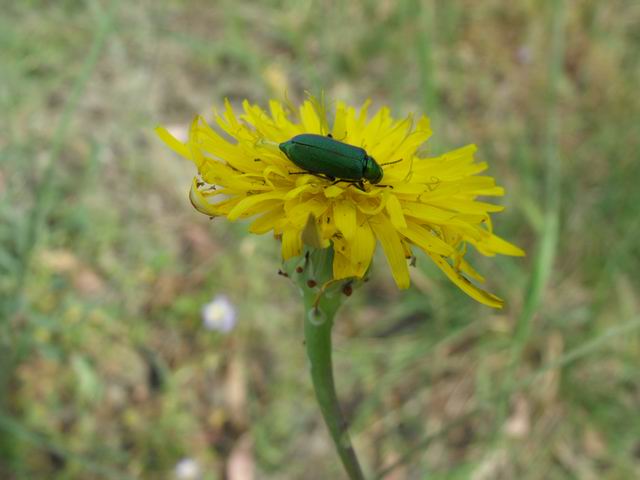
285, 246, 366, 478
303, 294, 365, 480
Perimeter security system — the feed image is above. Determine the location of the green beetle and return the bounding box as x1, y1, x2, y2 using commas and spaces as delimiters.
279, 133, 385, 190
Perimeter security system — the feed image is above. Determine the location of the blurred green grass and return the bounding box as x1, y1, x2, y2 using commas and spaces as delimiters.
1, 0, 640, 478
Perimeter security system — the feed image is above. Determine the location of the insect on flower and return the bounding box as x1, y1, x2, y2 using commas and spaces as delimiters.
279, 133, 400, 191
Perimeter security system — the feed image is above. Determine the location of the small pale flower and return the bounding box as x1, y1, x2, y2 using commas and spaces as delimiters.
157, 97, 524, 308
174, 458, 202, 480
201, 294, 236, 332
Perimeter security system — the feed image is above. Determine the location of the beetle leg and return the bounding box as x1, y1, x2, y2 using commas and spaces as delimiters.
305, 173, 330, 182
328, 179, 365, 191
308, 173, 336, 182
331, 179, 369, 192
290, 171, 340, 184
330, 178, 352, 186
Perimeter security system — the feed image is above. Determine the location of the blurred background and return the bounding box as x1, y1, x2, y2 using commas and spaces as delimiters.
2, 0, 639, 478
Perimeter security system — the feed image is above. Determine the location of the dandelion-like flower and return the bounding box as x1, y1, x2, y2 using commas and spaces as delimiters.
157, 97, 523, 308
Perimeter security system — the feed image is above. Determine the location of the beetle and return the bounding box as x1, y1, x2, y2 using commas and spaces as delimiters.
279, 133, 391, 191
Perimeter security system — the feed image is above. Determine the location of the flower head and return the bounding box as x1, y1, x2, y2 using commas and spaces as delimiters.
157, 97, 524, 308
201, 294, 236, 332
174, 458, 202, 480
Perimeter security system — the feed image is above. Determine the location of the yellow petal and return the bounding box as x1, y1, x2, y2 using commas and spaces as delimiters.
357, 99, 372, 125
361, 106, 389, 149
389, 116, 432, 165
355, 196, 387, 216
344, 105, 364, 146
189, 179, 219, 216
332, 101, 348, 140
227, 191, 286, 221
155, 126, 191, 160
299, 99, 323, 134
286, 198, 329, 227
215, 99, 245, 140
282, 228, 302, 260
458, 257, 485, 283
333, 200, 357, 240
426, 198, 505, 215
285, 184, 314, 200
385, 194, 407, 229
187, 116, 208, 169
194, 116, 257, 173
369, 115, 412, 161
268, 100, 299, 140
476, 233, 526, 257
332, 237, 356, 279
301, 213, 330, 249
401, 240, 413, 258
370, 214, 410, 289
323, 184, 344, 198
308, 94, 330, 134
427, 252, 504, 308
351, 218, 376, 277
400, 222, 454, 256
249, 206, 285, 234
402, 201, 458, 223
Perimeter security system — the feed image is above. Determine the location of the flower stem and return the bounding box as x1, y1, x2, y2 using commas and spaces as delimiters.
303, 293, 365, 480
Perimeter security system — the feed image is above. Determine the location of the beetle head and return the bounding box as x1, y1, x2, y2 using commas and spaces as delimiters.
363, 156, 383, 184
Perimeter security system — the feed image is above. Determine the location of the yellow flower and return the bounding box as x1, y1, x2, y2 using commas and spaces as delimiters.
156, 97, 524, 308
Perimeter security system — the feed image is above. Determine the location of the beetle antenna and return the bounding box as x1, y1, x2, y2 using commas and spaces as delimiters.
380, 158, 403, 167
329, 131, 348, 141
